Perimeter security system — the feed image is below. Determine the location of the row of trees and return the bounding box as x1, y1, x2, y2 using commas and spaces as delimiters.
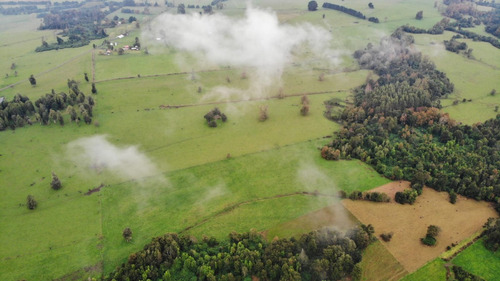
0, 80, 95, 131
106, 225, 375, 280
342, 190, 390, 202
322, 29, 500, 209
322, 2, 379, 23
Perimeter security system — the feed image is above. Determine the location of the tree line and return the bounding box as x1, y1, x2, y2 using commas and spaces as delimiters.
443, 0, 500, 39
105, 225, 375, 281
322, 29, 500, 211
0, 1, 81, 15
0, 80, 95, 130
322, 2, 379, 23
402, 0, 500, 49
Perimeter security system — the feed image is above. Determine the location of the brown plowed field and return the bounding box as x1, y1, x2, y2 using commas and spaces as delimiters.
343, 181, 498, 272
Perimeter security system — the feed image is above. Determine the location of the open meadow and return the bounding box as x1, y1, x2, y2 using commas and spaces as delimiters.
1, 0, 499, 279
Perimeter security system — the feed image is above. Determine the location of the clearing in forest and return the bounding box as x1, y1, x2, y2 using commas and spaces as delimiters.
343, 182, 498, 272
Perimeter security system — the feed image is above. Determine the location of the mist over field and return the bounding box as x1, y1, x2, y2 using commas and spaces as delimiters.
67, 135, 162, 181
146, 5, 340, 99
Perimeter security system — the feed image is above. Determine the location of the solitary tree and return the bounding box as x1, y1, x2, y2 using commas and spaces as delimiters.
10, 62, 16, 70
56, 36, 64, 45
123, 227, 133, 242
133, 37, 140, 49
27, 195, 38, 210
84, 73, 89, 82
300, 105, 310, 116
51, 172, 62, 190
368, 2, 374, 9
300, 95, 310, 116
177, 3, 185, 14
416, 10, 423, 20
421, 225, 440, 246
28, 74, 36, 86
91, 83, 97, 94
203, 5, 213, 14
259, 105, 268, 121
308, 1, 318, 11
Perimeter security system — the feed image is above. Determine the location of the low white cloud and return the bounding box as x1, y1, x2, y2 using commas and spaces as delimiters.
67, 135, 161, 181
146, 5, 340, 99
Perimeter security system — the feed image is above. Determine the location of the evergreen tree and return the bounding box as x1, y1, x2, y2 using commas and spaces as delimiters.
51, 172, 62, 190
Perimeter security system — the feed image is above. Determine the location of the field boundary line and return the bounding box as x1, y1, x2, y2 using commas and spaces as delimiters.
0, 48, 93, 92
178, 191, 339, 235
93, 69, 227, 84
155, 90, 346, 110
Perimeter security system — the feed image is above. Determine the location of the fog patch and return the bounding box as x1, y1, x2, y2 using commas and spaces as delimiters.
297, 161, 354, 231
198, 182, 229, 205
146, 5, 340, 100
67, 135, 163, 182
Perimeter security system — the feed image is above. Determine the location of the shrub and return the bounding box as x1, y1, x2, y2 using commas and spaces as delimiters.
51, 172, 62, 190
421, 235, 436, 246
449, 191, 457, 204
123, 227, 133, 242
380, 232, 393, 242
395, 189, 418, 204
27, 195, 37, 210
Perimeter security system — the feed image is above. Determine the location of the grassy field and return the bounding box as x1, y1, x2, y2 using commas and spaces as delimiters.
1, 0, 500, 280
413, 31, 500, 124
400, 258, 447, 281
452, 239, 500, 281
359, 240, 408, 281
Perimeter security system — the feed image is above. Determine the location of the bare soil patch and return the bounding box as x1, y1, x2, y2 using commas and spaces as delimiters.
343, 183, 498, 272
370, 180, 411, 200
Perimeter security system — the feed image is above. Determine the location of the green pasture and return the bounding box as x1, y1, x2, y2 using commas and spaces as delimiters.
360, 240, 408, 281
413, 32, 500, 124
401, 258, 447, 281
452, 239, 500, 281
1, 0, 499, 279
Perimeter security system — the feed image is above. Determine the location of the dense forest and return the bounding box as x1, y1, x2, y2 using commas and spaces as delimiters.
106, 226, 375, 281
0, 80, 94, 130
323, 29, 500, 208
35, 7, 109, 52
483, 218, 500, 252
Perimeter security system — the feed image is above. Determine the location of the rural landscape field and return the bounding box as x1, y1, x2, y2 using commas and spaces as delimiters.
0, 0, 499, 280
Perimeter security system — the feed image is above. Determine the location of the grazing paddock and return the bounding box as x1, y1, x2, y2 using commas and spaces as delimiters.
359, 240, 408, 281
400, 258, 447, 281
265, 203, 359, 240
452, 239, 500, 281
343, 184, 498, 272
